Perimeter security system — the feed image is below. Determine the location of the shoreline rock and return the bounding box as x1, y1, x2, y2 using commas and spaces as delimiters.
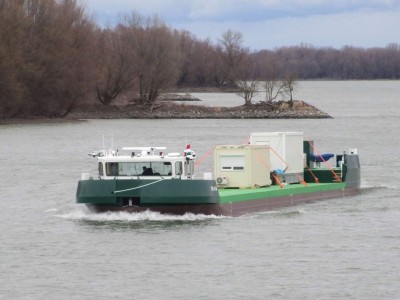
67, 100, 331, 120
0, 100, 331, 124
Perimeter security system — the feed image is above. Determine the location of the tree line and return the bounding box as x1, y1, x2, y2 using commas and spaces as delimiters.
251, 43, 400, 80
1, 0, 399, 118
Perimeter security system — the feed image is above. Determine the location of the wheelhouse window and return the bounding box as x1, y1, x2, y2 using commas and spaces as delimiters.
98, 162, 104, 176
106, 162, 118, 176
105, 162, 172, 176
220, 155, 245, 171
175, 161, 183, 175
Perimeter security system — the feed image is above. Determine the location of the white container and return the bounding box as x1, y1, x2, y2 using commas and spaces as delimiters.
250, 132, 304, 183
81, 173, 90, 180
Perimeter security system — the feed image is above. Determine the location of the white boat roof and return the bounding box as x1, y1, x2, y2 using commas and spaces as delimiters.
94, 146, 186, 162
98, 155, 182, 162
122, 147, 166, 151
89, 145, 196, 163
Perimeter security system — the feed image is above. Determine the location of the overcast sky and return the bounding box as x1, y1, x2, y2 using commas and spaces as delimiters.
79, 0, 400, 50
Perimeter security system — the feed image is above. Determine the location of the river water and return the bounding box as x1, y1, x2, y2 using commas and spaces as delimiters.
1, 81, 399, 299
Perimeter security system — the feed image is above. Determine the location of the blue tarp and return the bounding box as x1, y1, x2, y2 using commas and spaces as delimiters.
310, 153, 334, 162
274, 169, 285, 175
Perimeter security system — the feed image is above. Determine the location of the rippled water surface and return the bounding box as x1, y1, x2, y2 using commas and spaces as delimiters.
1, 81, 399, 299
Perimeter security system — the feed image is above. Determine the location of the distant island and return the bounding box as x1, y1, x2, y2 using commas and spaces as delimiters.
66, 98, 330, 120
0, 96, 330, 124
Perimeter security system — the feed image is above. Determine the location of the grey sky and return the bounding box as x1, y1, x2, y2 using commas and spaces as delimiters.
79, 0, 400, 49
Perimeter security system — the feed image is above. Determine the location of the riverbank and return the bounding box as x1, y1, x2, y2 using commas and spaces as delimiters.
0, 99, 331, 124
67, 100, 331, 120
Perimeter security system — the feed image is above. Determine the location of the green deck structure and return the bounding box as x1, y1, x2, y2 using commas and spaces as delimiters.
218, 182, 346, 204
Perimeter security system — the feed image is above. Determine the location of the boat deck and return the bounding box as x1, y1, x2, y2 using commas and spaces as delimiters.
218, 182, 346, 204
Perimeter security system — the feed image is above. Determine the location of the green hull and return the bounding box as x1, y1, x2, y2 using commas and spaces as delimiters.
218, 182, 345, 204
76, 179, 220, 206
218, 183, 358, 216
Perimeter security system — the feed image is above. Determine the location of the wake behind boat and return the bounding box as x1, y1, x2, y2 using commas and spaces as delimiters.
76, 132, 360, 216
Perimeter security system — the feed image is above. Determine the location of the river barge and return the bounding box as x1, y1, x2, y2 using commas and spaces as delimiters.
76, 132, 360, 216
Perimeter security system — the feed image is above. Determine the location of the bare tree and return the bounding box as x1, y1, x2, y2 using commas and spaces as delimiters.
176, 34, 220, 87
175, 30, 194, 86
282, 74, 297, 106
0, 0, 26, 118
123, 14, 179, 109
219, 30, 246, 87
236, 53, 258, 105
192, 39, 218, 86
236, 81, 258, 106
0, 0, 97, 118
262, 65, 285, 102
95, 27, 133, 105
